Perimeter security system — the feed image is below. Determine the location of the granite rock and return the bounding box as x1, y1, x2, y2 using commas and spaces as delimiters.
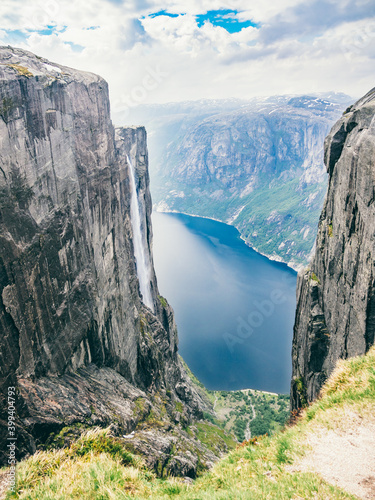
0, 47, 211, 472
291, 88, 375, 409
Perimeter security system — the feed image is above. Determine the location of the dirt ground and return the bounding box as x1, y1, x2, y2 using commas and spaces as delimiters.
290, 411, 375, 499
0, 470, 9, 500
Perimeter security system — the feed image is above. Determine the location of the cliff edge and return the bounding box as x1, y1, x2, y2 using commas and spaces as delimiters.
291, 87, 375, 409
0, 47, 214, 474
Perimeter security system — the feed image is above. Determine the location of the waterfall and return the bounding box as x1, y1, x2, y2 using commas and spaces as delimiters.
127, 155, 154, 311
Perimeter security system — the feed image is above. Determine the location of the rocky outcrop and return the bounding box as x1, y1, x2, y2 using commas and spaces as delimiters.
291, 88, 375, 409
0, 47, 212, 472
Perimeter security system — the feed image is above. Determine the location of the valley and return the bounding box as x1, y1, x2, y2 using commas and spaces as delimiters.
0, 44, 374, 500
116, 93, 352, 269
152, 212, 297, 394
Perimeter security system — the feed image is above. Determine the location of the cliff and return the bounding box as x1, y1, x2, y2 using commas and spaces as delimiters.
291, 87, 375, 409
0, 47, 215, 474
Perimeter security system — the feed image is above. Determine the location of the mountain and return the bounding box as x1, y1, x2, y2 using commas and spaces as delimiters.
1, 49, 374, 499
7, 86, 375, 500
115, 94, 352, 269
291, 87, 375, 409
0, 47, 226, 475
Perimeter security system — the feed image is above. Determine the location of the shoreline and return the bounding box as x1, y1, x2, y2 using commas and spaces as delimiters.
153, 207, 303, 273
212, 388, 285, 396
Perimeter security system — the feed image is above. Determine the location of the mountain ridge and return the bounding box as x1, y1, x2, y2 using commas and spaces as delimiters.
117, 93, 353, 269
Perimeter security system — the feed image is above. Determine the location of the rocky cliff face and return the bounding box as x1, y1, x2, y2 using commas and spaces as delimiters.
0, 47, 213, 473
119, 95, 351, 269
291, 88, 375, 409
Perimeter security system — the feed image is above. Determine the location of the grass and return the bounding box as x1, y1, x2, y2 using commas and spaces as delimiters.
7, 428, 146, 500
194, 422, 237, 455
158, 295, 168, 308
6, 64, 33, 77
6, 347, 375, 499
12, 453, 152, 499
181, 355, 291, 440
305, 346, 375, 422
310, 272, 320, 284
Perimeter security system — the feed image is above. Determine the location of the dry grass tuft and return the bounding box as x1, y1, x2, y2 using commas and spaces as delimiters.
6, 64, 33, 77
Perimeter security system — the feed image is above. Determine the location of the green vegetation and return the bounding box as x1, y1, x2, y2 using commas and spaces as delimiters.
158, 295, 168, 308
175, 401, 184, 413
138, 315, 149, 338
310, 272, 320, 284
212, 389, 290, 442
328, 222, 333, 237
0, 96, 14, 122
178, 355, 214, 404
7, 347, 375, 499
143, 409, 165, 429
0, 169, 34, 210
8, 428, 145, 500
69, 429, 137, 466
234, 177, 324, 266
305, 348, 375, 420
295, 377, 308, 407
9, 170, 34, 209
180, 356, 290, 441
153, 173, 326, 267
44, 424, 89, 450
194, 422, 237, 455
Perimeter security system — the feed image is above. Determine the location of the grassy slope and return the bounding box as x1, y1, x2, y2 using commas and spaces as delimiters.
5, 346, 375, 499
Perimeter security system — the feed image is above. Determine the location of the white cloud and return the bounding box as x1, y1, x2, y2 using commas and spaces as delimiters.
0, 0, 374, 116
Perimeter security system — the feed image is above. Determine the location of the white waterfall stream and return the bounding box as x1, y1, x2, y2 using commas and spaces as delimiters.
127, 155, 154, 311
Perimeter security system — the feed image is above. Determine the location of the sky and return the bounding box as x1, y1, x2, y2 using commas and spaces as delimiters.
0, 0, 374, 115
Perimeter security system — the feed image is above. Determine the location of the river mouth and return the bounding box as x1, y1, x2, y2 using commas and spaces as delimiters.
152, 211, 297, 394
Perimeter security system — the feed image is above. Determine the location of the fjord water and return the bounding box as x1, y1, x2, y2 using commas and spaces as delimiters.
152, 212, 297, 394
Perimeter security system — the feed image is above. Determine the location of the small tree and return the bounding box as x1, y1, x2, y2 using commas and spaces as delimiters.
9, 169, 34, 209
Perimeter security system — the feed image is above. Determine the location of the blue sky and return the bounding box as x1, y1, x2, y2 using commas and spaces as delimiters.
195, 10, 258, 33
147, 9, 259, 33
0, 1, 374, 111
148, 10, 179, 19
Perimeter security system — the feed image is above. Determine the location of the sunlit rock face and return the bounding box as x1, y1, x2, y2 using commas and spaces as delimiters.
291, 88, 375, 409
0, 47, 209, 470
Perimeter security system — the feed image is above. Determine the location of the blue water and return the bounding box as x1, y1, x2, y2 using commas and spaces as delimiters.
152, 212, 297, 394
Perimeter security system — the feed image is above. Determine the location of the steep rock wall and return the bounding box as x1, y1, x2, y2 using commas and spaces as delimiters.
291, 88, 375, 409
0, 47, 208, 469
